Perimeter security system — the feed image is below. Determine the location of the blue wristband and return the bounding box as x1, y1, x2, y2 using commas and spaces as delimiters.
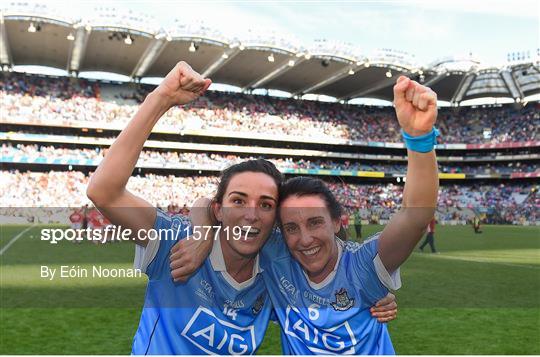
401, 127, 440, 153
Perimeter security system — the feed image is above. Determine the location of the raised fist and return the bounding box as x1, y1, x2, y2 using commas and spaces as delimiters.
393, 76, 437, 136
155, 61, 212, 108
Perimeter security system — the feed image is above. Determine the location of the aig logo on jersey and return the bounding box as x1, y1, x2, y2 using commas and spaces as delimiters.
284, 306, 357, 354
181, 307, 256, 355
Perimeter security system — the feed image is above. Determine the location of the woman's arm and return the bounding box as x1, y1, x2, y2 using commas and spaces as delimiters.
86, 62, 211, 246
378, 76, 439, 272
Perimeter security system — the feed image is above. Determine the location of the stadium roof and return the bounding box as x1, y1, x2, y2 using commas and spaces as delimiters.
1, 3, 539, 103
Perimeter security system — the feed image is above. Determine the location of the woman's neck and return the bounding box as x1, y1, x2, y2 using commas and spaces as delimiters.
219, 236, 256, 284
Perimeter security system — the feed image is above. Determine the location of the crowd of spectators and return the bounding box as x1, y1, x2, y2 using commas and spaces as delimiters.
2, 72, 538, 144
1, 170, 537, 224
3, 143, 538, 175
1, 72, 538, 224
0, 170, 216, 209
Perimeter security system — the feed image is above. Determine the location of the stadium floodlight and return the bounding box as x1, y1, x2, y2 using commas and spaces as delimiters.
28, 22, 36, 33
348, 69, 355, 75
189, 42, 196, 52
288, 60, 295, 67
268, 53, 275, 62
386, 70, 392, 78
124, 34, 133, 45
67, 33, 75, 41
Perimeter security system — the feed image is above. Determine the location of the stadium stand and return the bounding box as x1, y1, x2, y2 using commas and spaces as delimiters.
1, 170, 537, 225
2, 143, 538, 175
1, 71, 538, 226
2, 72, 539, 144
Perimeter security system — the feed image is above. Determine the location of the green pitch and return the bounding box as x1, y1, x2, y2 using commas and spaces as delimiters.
1, 224, 539, 354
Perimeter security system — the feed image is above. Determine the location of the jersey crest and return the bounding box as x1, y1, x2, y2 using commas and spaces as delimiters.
252, 293, 265, 315
330, 288, 355, 311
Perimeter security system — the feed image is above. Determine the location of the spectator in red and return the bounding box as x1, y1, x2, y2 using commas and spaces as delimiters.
87, 207, 110, 244
336, 212, 350, 241
69, 208, 84, 229
419, 217, 437, 253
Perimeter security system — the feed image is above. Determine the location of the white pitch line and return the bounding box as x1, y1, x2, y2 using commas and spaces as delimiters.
413, 252, 540, 269
0, 224, 36, 256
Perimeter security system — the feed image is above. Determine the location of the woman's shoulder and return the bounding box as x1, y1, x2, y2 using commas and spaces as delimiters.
260, 228, 289, 260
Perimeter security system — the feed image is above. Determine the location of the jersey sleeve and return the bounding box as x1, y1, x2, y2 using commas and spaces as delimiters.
345, 233, 401, 307
133, 208, 191, 279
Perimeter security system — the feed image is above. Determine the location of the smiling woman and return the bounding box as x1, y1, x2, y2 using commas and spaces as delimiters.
85, 62, 283, 354
257, 176, 401, 354
210, 161, 281, 282
278, 178, 342, 284
250, 76, 439, 355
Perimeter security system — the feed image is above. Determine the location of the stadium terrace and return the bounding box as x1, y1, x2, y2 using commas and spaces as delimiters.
0, 71, 538, 225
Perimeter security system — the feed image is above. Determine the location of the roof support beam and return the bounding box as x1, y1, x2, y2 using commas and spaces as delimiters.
201, 47, 241, 78
67, 25, 91, 73
423, 72, 447, 87
131, 38, 168, 78
451, 72, 476, 104
241, 57, 305, 92
0, 13, 13, 66
500, 70, 523, 99
292, 63, 359, 97
338, 75, 397, 101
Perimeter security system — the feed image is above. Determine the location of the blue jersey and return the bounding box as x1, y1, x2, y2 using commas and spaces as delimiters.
260, 232, 401, 355
131, 209, 273, 355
